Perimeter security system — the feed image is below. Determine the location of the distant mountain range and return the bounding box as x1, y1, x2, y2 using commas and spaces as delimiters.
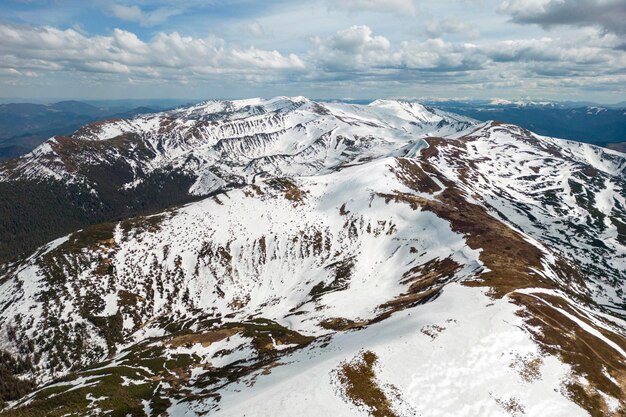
1, 99, 624, 161
0, 101, 176, 160
420, 99, 626, 148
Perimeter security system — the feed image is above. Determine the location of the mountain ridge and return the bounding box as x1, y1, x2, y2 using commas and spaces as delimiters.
0, 97, 625, 416
0, 97, 475, 264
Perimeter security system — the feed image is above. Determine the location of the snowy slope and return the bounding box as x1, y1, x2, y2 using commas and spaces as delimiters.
0, 96, 477, 268
0, 99, 625, 417
428, 122, 626, 309
1, 97, 476, 195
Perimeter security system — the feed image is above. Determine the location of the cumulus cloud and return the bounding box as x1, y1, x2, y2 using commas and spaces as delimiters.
310, 25, 483, 72
329, 25, 390, 53
0, 24, 305, 84
0, 22, 623, 98
307, 24, 625, 91
481, 35, 626, 81
309, 25, 395, 71
499, 0, 626, 35
329, 0, 417, 16
401, 39, 484, 71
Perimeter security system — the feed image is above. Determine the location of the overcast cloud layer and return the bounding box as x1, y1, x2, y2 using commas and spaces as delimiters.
0, 0, 624, 102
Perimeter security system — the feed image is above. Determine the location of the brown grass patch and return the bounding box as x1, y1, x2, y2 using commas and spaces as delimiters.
420, 324, 446, 340
335, 351, 400, 417
319, 318, 367, 331
167, 328, 240, 348
369, 256, 461, 324
493, 395, 526, 416
510, 353, 543, 383
384, 137, 626, 416
391, 158, 441, 194
378, 187, 552, 297
266, 178, 305, 203
512, 292, 626, 416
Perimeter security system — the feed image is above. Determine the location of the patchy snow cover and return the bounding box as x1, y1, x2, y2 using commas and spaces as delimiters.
1, 97, 476, 194
184, 285, 585, 417
429, 121, 626, 309
1, 98, 625, 416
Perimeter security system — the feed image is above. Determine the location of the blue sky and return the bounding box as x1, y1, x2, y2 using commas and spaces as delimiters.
0, 0, 624, 102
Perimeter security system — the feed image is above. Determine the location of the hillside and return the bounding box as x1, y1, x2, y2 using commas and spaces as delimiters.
0, 98, 625, 416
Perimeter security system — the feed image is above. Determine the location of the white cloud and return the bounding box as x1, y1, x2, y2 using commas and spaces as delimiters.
482, 35, 625, 68
308, 25, 396, 72
110, 4, 184, 27
423, 19, 480, 38
0, 21, 623, 100
330, 25, 390, 53
400, 38, 484, 71
111, 4, 143, 21
310, 25, 482, 72
0, 24, 305, 83
244, 21, 266, 37
306, 24, 626, 96
0, 68, 22, 76
231, 48, 305, 69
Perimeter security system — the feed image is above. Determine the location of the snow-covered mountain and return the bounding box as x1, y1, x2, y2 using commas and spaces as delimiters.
0, 97, 625, 417
0, 97, 475, 265
4, 97, 475, 189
